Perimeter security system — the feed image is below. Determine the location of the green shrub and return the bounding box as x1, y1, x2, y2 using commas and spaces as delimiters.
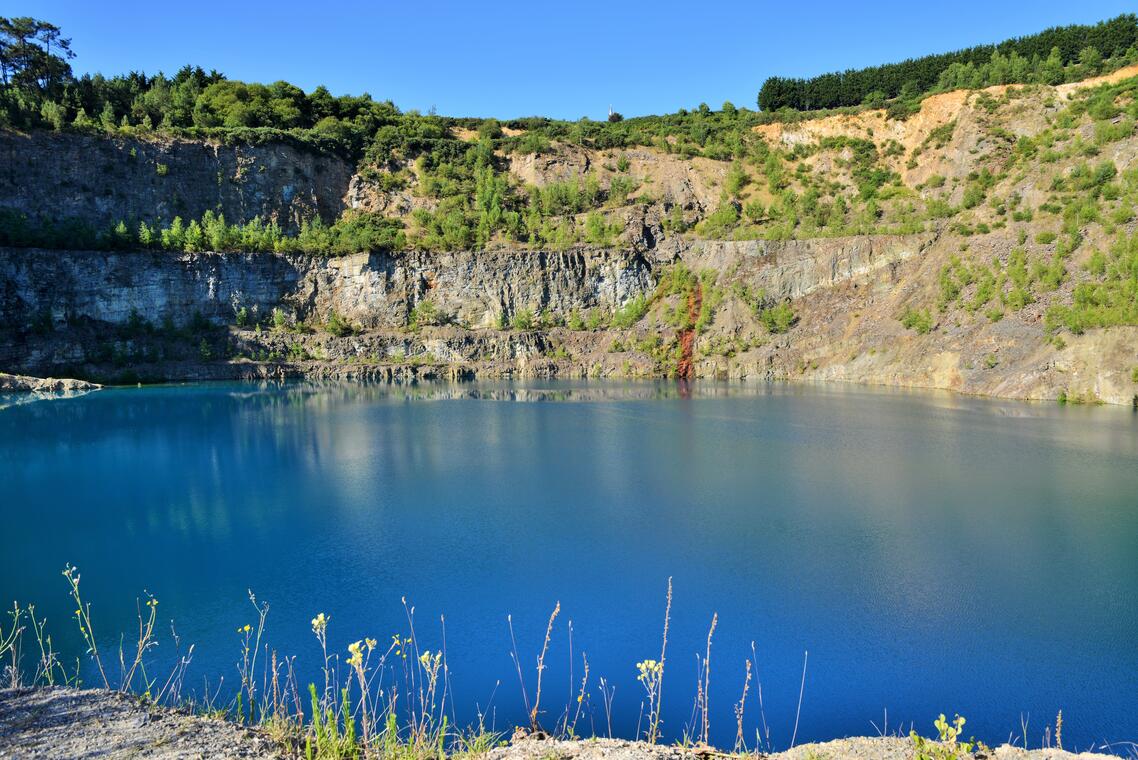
607, 175, 639, 207
696, 202, 740, 239
409, 300, 445, 329
1045, 229, 1138, 333
760, 301, 796, 333
477, 119, 503, 140
925, 199, 956, 219
585, 309, 609, 330
961, 184, 985, 209
694, 273, 723, 333
325, 311, 354, 337
724, 162, 749, 197
611, 296, 649, 328
900, 307, 933, 334
584, 212, 620, 246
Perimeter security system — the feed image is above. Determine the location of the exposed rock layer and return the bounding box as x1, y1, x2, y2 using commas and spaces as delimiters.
0, 131, 352, 231
0, 235, 921, 332
3, 230, 1136, 406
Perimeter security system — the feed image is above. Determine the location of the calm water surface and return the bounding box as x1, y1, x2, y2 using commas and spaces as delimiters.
2, 381, 1137, 749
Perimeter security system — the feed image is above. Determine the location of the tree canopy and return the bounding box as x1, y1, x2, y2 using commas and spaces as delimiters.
757, 14, 1138, 111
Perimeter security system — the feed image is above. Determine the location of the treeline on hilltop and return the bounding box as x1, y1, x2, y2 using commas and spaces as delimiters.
0, 17, 404, 157
758, 14, 1138, 112
5, 13, 1138, 163
0, 15, 762, 163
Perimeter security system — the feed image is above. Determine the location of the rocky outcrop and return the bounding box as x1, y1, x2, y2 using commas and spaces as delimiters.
0, 245, 655, 333
0, 131, 353, 231
0, 372, 101, 410
5, 230, 1136, 406
0, 234, 924, 336
683, 233, 937, 299
0, 373, 100, 392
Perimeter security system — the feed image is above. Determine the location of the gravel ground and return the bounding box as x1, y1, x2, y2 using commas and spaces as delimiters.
0, 688, 286, 759
0, 688, 1125, 760
491, 736, 1123, 760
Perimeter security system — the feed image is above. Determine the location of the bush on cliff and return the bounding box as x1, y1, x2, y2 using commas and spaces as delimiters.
0, 208, 406, 255
760, 301, 797, 334
900, 307, 934, 334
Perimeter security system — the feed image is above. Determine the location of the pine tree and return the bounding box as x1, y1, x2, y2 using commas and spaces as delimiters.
99, 101, 116, 131
1041, 46, 1065, 85
39, 99, 64, 129
72, 106, 93, 129
137, 222, 154, 248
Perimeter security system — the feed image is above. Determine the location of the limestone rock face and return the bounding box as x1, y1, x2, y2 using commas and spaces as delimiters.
684, 234, 936, 300
2, 229, 1136, 406
0, 131, 353, 232
0, 236, 924, 336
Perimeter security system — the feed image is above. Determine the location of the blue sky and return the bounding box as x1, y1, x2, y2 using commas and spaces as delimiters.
15, 1, 1138, 119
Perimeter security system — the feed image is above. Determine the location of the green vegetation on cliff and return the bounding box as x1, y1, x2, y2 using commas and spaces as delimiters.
0, 208, 407, 256
3, 12, 1137, 259
5, 13, 1138, 345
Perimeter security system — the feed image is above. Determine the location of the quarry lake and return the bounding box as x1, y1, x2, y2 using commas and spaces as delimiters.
2, 380, 1137, 750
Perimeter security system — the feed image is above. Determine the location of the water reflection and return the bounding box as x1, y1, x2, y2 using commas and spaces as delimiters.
0, 380, 1136, 749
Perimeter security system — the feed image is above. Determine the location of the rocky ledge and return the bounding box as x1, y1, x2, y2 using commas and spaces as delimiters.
0, 372, 102, 393
0, 688, 1123, 760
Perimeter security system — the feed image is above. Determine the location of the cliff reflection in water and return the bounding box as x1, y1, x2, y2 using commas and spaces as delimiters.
1, 379, 1136, 748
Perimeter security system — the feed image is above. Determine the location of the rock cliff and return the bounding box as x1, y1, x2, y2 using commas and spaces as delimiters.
4, 70, 1138, 405
0, 131, 352, 231
6, 229, 1134, 406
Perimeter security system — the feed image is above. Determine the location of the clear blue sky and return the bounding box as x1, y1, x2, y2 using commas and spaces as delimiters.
14, 0, 1138, 119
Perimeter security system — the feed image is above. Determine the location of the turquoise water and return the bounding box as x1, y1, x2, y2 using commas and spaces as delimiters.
1, 381, 1137, 750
